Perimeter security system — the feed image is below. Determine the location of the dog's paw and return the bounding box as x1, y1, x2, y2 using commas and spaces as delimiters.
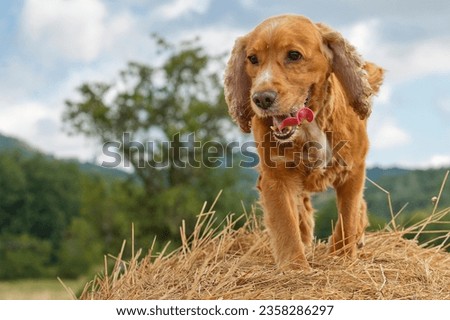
328, 235, 357, 258
279, 257, 312, 272
357, 233, 366, 249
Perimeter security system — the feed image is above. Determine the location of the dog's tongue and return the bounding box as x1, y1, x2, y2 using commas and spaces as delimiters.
278, 107, 314, 130
272, 115, 286, 128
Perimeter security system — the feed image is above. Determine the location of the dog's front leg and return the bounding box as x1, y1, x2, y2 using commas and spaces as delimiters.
259, 174, 310, 269
330, 165, 367, 257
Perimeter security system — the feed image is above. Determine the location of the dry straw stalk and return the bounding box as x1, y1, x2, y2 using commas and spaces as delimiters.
79, 173, 450, 300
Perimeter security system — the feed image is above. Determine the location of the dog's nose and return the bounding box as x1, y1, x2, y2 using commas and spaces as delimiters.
252, 90, 277, 109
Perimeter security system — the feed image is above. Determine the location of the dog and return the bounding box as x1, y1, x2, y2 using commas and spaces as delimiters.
224, 15, 384, 269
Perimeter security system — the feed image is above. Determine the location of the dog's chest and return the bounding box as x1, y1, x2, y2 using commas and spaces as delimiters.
270, 119, 332, 169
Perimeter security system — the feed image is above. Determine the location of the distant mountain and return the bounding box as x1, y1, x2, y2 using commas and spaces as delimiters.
0, 133, 38, 156
2, 132, 448, 216
314, 166, 449, 226
75, 160, 131, 180
366, 167, 411, 181
0, 133, 130, 180
365, 167, 450, 219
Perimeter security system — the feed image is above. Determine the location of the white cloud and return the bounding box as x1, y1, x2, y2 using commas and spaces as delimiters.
154, 0, 211, 21
0, 101, 50, 136
371, 120, 411, 149
374, 83, 392, 105
20, 0, 106, 62
345, 19, 380, 56
404, 154, 450, 169
102, 11, 136, 52
177, 25, 245, 56
390, 38, 450, 82
239, 0, 257, 8
20, 0, 135, 63
0, 100, 98, 161
0, 57, 46, 105
3, 2, 145, 162
425, 154, 450, 168
343, 19, 450, 83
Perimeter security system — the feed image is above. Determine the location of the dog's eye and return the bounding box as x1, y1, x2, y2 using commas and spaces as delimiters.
287, 50, 302, 62
247, 55, 259, 65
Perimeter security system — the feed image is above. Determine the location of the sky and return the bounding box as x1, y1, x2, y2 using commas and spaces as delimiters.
0, 0, 449, 168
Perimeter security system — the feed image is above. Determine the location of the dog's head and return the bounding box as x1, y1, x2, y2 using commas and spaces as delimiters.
224, 15, 375, 138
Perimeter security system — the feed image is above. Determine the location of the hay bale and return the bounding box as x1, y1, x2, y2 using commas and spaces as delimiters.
80, 203, 450, 300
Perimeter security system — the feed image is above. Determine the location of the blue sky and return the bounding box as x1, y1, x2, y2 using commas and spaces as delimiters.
0, 0, 449, 168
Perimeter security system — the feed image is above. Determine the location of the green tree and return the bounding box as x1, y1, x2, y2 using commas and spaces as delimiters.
63, 37, 255, 245
365, 168, 450, 219
0, 152, 27, 231
0, 152, 80, 252
58, 217, 103, 278
0, 233, 52, 279
0, 151, 83, 278
21, 154, 81, 252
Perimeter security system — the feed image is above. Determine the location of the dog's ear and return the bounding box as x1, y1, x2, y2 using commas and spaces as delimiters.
317, 23, 374, 120
363, 61, 384, 96
224, 36, 254, 133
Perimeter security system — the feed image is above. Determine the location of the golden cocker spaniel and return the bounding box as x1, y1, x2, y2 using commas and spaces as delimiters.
224, 15, 384, 269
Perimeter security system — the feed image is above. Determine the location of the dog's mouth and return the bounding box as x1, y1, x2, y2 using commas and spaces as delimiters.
270, 114, 299, 140
269, 90, 313, 141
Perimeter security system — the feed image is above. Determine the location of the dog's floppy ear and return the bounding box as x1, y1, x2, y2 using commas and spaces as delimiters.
224, 36, 254, 133
317, 23, 373, 120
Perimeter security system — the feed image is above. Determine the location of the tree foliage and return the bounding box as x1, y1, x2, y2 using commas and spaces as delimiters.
0, 152, 81, 278
0, 152, 80, 252
64, 36, 231, 192
0, 151, 147, 279
63, 36, 255, 247
364, 168, 450, 219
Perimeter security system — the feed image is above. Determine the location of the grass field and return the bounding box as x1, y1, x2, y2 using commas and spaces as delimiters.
0, 278, 87, 300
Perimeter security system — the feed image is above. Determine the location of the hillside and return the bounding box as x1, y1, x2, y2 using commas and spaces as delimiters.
2, 132, 448, 208
0, 133, 130, 180
313, 167, 450, 233
366, 168, 450, 218
80, 199, 450, 300
0, 133, 38, 155
0, 133, 133, 280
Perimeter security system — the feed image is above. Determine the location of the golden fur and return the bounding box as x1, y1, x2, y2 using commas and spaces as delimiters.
224, 15, 384, 269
